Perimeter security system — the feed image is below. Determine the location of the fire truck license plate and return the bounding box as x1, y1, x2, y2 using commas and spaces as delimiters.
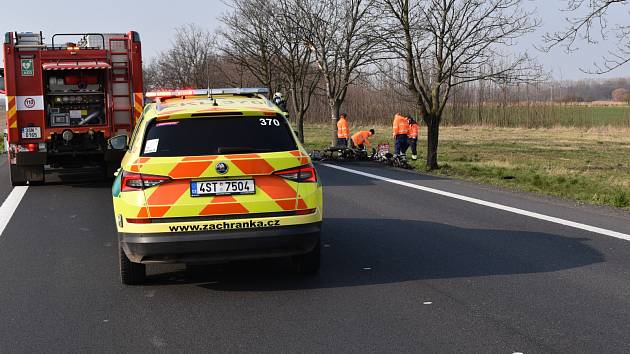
191, 180, 255, 197
20, 127, 41, 139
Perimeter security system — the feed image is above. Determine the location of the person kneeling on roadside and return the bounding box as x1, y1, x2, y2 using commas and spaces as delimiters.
408, 118, 419, 161
351, 129, 375, 150
392, 113, 410, 155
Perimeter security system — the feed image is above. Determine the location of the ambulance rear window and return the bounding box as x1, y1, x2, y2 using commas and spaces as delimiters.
141, 116, 297, 157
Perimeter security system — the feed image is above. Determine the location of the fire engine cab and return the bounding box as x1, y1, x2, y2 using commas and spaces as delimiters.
2, 31, 143, 185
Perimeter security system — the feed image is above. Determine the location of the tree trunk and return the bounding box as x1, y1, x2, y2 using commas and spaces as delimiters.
330, 102, 340, 147
297, 111, 305, 144
425, 116, 440, 170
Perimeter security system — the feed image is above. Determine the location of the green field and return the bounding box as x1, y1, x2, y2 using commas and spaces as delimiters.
304, 124, 630, 210
441, 104, 630, 128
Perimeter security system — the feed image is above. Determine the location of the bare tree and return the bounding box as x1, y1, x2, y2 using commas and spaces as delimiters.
146, 24, 218, 89
542, 0, 630, 74
220, 0, 321, 143
274, 1, 321, 143
293, 0, 382, 146
381, 0, 541, 170
220, 0, 280, 94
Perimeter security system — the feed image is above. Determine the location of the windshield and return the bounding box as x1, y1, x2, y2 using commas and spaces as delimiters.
141, 116, 298, 157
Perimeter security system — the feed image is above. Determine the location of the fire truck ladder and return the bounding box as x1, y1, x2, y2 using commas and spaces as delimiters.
108, 36, 133, 136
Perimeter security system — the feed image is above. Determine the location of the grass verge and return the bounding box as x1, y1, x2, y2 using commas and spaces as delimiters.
304, 124, 630, 210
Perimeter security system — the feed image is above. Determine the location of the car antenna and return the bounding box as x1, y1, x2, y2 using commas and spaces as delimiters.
207, 83, 218, 106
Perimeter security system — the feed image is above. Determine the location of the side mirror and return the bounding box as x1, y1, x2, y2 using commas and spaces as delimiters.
109, 134, 129, 151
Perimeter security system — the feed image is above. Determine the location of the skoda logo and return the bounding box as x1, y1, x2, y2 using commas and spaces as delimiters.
215, 162, 229, 175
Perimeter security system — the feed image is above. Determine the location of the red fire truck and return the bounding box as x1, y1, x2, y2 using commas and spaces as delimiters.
0, 67, 5, 94
2, 31, 143, 185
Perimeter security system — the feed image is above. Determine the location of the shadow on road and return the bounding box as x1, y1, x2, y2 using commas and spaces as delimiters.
142, 218, 603, 290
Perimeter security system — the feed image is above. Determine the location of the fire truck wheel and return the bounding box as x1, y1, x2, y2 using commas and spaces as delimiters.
119, 244, 146, 285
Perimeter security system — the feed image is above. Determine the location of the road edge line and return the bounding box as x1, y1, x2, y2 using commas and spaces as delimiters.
321, 163, 630, 241
0, 186, 28, 237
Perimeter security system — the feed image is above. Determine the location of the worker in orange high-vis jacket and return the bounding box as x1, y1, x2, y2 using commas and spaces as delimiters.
337, 113, 350, 147
408, 117, 420, 160
351, 129, 375, 150
392, 113, 410, 155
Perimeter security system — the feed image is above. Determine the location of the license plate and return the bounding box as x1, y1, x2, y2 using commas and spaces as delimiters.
20, 127, 41, 139
191, 179, 255, 197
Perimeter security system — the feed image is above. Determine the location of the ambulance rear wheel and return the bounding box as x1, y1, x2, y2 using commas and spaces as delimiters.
292, 235, 321, 275
119, 244, 146, 285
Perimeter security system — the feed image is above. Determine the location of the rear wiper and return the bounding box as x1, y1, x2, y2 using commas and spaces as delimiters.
217, 147, 273, 154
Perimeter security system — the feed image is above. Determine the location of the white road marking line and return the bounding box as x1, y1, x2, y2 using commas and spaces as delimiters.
322, 163, 630, 241
0, 186, 28, 237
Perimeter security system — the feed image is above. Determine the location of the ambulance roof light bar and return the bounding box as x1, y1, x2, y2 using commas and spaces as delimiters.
145, 88, 269, 99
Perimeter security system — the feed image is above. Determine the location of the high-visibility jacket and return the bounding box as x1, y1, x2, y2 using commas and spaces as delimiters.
408, 123, 419, 139
337, 118, 349, 139
392, 115, 410, 136
351, 131, 372, 147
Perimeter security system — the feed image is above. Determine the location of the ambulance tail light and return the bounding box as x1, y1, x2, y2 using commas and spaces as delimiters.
126, 218, 152, 224
274, 164, 317, 183
121, 171, 170, 191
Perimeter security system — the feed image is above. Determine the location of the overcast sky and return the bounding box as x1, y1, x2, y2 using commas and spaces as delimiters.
1, 0, 629, 80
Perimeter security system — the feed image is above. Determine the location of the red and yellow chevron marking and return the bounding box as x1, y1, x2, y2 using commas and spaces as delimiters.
6, 96, 18, 128
129, 157, 151, 173
120, 150, 318, 219
290, 150, 310, 165
134, 93, 143, 122
131, 151, 308, 179
168, 156, 218, 179
255, 175, 298, 211
199, 195, 249, 216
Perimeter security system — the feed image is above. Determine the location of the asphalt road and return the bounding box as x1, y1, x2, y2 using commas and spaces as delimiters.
1, 159, 630, 353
